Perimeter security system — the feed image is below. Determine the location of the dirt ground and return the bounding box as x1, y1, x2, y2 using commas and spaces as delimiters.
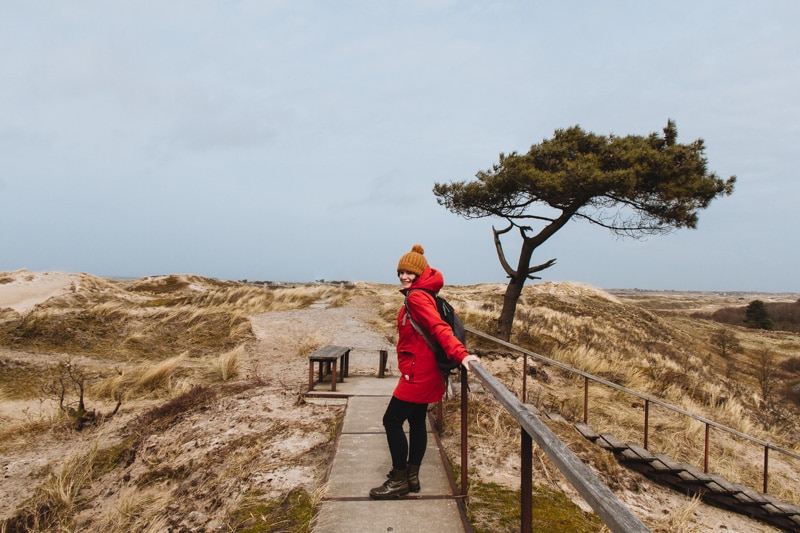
0, 271, 789, 532
0, 272, 394, 530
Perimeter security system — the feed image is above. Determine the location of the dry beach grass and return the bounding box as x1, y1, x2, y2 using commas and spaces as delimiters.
1, 269, 798, 532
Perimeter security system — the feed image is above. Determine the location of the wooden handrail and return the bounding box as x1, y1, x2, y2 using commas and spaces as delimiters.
465, 361, 651, 532
463, 325, 800, 491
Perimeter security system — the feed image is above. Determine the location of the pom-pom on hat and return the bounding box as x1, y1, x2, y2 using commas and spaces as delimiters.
397, 244, 428, 276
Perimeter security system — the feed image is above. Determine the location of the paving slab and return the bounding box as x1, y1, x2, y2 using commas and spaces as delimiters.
327, 433, 452, 497
313, 498, 464, 533
307, 375, 398, 398
341, 395, 391, 434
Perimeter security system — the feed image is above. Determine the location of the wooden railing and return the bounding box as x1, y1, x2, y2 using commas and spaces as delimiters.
454, 345, 651, 531
462, 325, 800, 496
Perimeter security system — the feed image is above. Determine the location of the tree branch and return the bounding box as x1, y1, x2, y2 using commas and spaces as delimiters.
493, 224, 518, 279
526, 258, 557, 280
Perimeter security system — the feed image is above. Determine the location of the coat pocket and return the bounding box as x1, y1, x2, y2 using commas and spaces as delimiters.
398, 352, 415, 381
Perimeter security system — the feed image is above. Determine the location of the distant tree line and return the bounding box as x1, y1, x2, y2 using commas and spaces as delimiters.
694, 299, 800, 333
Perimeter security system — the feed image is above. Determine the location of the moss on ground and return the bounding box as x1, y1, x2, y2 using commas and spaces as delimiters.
226, 488, 316, 533
467, 478, 604, 533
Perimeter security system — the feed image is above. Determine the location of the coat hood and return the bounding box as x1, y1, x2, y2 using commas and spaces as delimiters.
401, 266, 444, 295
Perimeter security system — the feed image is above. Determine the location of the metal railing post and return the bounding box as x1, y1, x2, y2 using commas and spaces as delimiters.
522, 352, 528, 403
461, 366, 469, 497
521, 429, 533, 532
583, 376, 589, 424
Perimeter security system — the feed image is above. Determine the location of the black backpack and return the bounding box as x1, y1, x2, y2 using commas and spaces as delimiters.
404, 288, 466, 376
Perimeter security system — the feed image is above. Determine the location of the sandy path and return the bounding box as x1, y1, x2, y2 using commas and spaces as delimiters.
247, 293, 396, 383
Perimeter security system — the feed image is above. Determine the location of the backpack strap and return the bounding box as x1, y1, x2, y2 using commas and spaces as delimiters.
404, 289, 459, 389
403, 289, 438, 353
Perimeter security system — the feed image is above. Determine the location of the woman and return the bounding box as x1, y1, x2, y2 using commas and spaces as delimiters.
369, 244, 479, 500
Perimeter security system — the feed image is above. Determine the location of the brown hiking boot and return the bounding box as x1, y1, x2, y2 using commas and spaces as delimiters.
369, 468, 409, 499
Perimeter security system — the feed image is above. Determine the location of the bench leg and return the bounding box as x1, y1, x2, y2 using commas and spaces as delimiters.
379, 349, 388, 378
308, 361, 315, 391
330, 360, 337, 392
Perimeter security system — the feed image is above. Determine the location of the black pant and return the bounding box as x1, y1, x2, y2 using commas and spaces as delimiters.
382, 396, 428, 470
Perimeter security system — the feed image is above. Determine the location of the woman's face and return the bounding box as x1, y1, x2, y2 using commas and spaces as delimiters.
397, 270, 417, 289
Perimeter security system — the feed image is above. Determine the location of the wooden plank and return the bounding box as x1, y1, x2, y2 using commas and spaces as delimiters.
596, 433, 628, 452
573, 422, 599, 441
759, 503, 783, 516
771, 501, 800, 516
309, 345, 350, 360
731, 488, 771, 507
707, 474, 741, 495
648, 457, 683, 474
704, 480, 732, 495
682, 464, 713, 482
617, 448, 635, 460
735, 485, 771, 504
625, 444, 655, 462
651, 453, 685, 473
647, 460, 677, 474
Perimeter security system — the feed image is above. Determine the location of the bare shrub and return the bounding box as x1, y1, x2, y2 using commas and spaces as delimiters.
44, 360, 121, 430
756, 346, 776, 408
710, 327, 743, 359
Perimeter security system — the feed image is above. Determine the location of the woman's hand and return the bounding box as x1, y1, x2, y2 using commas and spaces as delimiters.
461, 354, 480, 371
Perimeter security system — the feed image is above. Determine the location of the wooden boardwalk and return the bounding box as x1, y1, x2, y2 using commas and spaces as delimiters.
306, 364, 469, 533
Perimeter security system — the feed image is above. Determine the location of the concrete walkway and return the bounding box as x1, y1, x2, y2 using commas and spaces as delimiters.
307, 361, 469, 533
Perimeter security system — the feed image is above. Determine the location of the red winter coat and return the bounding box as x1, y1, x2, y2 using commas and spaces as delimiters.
393, 266, 469, 404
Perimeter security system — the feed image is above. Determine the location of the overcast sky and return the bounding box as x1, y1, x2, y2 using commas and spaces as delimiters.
1, 1, 798, 292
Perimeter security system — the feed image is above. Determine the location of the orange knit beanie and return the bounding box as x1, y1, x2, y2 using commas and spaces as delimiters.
397, 244, 428, 276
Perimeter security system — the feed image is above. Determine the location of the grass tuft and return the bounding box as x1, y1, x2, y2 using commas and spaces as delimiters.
215, 346, 243, 382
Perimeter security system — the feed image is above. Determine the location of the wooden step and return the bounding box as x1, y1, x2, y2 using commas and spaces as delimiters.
573, 422, 599, 442
596, 433, 627, 452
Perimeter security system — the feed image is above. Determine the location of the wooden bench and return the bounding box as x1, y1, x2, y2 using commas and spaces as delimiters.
308, 345, 350, 392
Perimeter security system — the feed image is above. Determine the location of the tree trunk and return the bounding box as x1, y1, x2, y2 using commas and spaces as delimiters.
496, 275, 526, 341
496, 238, 536, 341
